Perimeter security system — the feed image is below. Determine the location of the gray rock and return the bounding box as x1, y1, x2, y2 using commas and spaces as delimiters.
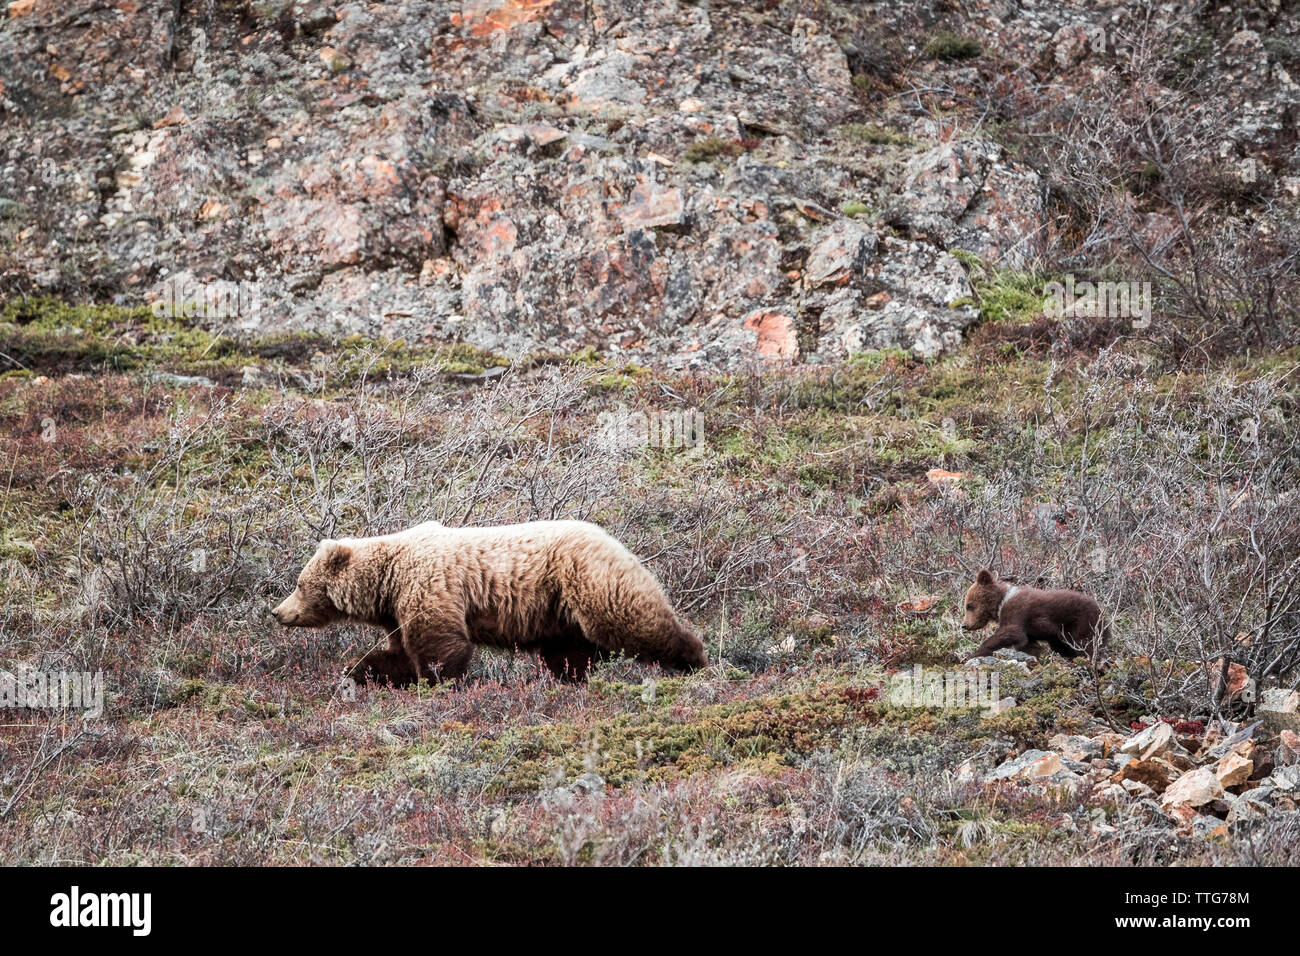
1049, 733, 1104, 762
571, 772, 606, 794
988, 749, 1061, 781
961, 655, 1031, 675
1271, 765, 1300, 792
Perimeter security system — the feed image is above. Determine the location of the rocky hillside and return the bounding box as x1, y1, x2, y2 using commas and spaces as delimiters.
3, 0, 1298, 364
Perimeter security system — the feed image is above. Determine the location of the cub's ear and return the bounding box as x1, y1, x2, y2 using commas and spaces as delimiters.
976, 568, 995, 585
319, 540, 352, 573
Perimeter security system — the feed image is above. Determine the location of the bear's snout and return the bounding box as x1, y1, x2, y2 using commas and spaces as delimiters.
270, 595, 301, 626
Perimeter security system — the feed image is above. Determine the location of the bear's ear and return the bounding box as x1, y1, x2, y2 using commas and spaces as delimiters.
976, 568, 995, 586
319, 540, 352, 574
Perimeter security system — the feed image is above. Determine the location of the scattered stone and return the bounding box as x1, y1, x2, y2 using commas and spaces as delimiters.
146, 371, 215, 388
961, 655, 1030, 675
1272, 765, 1300, 792
1049, 734, 1104, 762
571, 772, 605, 795
1215, 752, 1254, 789
1258, 689, 1300, 734
1277, 730, 1300, 764
1160, 767, 1224, 811
988, 750, 1061, 782
991, 649, 1037, 663
1120, 721, 1177, 760
925, 468, 964, 486
896, 594, 942, 615
741, 309, 798, 363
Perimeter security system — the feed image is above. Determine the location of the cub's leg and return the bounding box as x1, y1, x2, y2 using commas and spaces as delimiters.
967, 624, 1030, 661
1045, 629, 1085, 659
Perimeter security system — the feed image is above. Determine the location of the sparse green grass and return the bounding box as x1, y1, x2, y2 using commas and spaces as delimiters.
839, 122, 915, 147
950, 253, 1051, 324
682, 137, 746, 163
925, 32, 982, 61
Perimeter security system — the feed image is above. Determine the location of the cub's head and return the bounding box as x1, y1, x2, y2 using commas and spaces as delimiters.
961, 568, 1004, 631
271, 540, 353, 628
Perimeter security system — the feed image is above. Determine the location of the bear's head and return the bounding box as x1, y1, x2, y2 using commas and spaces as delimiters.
271, 539, 353, 628
961, 568, 1005, 631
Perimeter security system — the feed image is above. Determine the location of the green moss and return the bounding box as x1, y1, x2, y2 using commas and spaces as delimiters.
683, 137, 746, 164
925, 32, 982, 61
850, 346, 912, 370
841, 200, 873, 218
559, 346, 648, 391
490, 684, 883, 793
953, 258, 1052, 324
0, 296, 512, 385
838, 123, 915, 147
0, 534, 37, 567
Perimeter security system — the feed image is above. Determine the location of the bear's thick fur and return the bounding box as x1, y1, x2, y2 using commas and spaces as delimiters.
271, 520, 706, 684
961, 568, 1107, 662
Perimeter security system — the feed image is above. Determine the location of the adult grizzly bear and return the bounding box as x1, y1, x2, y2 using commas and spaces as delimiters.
960, 568, 1108, 662
271, 520, 706, 684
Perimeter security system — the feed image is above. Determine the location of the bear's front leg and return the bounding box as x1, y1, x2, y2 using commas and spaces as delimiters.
402, 620, 474, 683
347, 642, 420, 686
966, 624, 1029, 662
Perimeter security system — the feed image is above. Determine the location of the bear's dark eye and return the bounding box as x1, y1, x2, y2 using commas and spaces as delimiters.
966, 603, 973, 610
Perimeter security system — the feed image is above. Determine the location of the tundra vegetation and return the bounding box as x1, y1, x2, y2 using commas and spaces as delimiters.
1, 290, 1297, 864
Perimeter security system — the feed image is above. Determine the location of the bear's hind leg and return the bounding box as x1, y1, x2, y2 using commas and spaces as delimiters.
541, 629, 606, 682
1046, 630, 1085, 659
565, 586, 705, 672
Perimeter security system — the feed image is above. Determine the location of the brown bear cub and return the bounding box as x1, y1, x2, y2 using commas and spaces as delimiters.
272, 520, 706, 686
961, 568, 1107, 662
